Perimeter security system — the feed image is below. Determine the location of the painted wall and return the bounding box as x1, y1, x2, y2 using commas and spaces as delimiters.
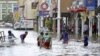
18, 0, 38, 19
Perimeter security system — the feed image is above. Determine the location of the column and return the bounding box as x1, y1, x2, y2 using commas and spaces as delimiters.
57, 0, 61, 38
88, 16, 93, 41
41, 16, 44, 27
67, 17, 68, 26
75, 14, 79, 40
81, 18, 84, 40
53, 18, 56, 33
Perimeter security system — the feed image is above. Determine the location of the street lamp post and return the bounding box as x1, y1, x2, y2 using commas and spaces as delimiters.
57, 0, 61, 38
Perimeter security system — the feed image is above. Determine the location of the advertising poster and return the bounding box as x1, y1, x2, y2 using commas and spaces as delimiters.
84, 0, 96, 10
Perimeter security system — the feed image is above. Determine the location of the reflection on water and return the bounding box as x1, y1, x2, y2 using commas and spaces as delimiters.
64, 54, 100, 56
83, 54, 89, 56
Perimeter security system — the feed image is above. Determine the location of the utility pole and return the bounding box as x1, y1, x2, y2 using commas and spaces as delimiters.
57, 0, 61, 38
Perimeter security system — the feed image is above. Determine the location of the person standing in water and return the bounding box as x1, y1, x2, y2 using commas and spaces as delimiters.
20, 31, 28, 43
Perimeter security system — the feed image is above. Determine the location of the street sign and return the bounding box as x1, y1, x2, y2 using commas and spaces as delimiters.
39, 11, 49, 16
41, 2, 48, 11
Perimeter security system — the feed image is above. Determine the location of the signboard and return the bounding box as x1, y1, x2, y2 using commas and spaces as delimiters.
38, 0, 51, 16
84, 0, 96, 11
39, 11, 49, 16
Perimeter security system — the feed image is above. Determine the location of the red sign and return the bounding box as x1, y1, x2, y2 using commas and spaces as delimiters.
41, 2, 48, 11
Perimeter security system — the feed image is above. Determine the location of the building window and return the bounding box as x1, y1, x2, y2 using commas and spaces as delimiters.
8, 9, 12, 13
0, 1, 18, 20
13, 3, 18, 7
0, 4, 1, 20
0, 4, 1, 9
2, 14, 6, 19
8, 3, 12, 8
32, 2, 38, 9
2, 3, 7, 9
2, 9, 6, 13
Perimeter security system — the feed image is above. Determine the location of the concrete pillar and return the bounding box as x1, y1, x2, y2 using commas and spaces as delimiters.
67, 17, 68, 26
75, 14, 79, 40
53, 18, 56, 33
80, 12, 85, 40
57, 0, 61, 38
88, 16, 93, 41
41, 16, 44, 27
81, 19, 84, 40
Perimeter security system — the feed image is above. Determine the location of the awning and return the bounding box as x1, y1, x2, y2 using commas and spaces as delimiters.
69, 5, 86, 12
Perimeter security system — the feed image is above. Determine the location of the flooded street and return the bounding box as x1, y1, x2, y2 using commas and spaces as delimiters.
0, 28, 100, 56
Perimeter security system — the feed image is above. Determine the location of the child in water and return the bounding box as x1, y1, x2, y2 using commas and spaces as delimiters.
8, 30, 16, 44
20, 31, 28, 43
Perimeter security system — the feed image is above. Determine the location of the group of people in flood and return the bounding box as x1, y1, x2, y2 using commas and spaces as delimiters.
37, 32, 51, 49
7, 24, 89, 48
7, 30, 28, 45
37, 26, 89, 49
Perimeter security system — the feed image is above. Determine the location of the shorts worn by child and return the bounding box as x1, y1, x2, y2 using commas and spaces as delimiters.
8, 30, 16, 44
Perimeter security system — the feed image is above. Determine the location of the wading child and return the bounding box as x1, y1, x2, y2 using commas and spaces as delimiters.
20, 31, 28, 43
8, 30, 16, 44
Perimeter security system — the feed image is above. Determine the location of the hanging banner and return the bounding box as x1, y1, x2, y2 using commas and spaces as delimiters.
38, 0, 51, 16
13, 5, 19, 21
84, 0, 97, 11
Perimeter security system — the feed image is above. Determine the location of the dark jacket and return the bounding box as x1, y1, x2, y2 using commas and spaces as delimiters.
84, 35, 88, 44
20, 34, 27, 39
60, 31, 68, 43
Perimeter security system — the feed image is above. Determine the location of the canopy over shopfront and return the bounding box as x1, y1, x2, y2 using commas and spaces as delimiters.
67, 6, 86, 13
67, 0, 87, 13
